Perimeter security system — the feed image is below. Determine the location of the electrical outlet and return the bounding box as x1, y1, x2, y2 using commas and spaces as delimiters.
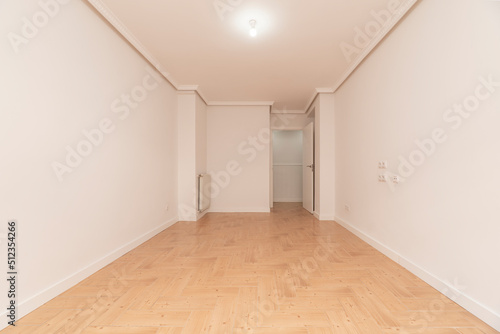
378, 161, 388, 169
344, 204, 351, 212
392, 175, 400, 184
378, 174, 387, 182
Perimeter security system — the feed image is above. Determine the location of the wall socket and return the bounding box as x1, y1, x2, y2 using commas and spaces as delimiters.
392, 175, 401, 184
378, 174, 388, 182
344, 204, 351, 212
378, 161, 388, 169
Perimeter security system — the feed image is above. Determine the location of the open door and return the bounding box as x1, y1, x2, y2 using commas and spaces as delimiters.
302, 122, 314, 213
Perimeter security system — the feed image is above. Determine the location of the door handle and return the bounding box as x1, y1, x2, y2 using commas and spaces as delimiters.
306, 164, 315, 172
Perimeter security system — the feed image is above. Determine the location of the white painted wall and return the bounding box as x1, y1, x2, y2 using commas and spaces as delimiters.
195, 94, 208, 219
207, 106, 270, 212
196, 95, 207, 177
334, 0, 500, 329
0, 0, 178, 326
177, 92, 207, 220
177, 92, 197, 221
273, 131, 303, 202
273, 131, 303, 165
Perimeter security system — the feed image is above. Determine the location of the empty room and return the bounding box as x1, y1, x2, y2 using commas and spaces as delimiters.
1, 0, 499, 333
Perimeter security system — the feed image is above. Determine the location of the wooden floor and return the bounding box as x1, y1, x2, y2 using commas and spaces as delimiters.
4, 203, 497, 333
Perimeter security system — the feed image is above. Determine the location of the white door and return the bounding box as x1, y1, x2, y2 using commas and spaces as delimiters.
302, 123, 314, 213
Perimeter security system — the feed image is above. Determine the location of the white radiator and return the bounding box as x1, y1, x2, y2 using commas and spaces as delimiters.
198, 174, 211, 213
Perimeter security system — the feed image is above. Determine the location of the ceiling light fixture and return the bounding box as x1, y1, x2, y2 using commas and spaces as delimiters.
249, 19, 257, 37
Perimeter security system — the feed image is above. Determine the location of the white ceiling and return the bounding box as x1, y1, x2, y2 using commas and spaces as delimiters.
93, 0, 416, 111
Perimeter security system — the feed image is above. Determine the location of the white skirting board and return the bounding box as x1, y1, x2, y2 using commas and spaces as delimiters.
314, 212, 336, 221
273, 198, 303, 202
0, 217, 178, 331
334, 216, 500, 332
209, 207, 271, 213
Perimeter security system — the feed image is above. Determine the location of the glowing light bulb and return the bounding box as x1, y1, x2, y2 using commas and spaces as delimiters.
249, 20, 257, 37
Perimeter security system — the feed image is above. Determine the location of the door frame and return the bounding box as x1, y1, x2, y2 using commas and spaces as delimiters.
302, 122, 315, 213
269, 126, 315, 209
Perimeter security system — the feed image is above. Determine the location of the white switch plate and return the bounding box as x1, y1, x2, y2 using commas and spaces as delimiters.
378, 174, 387, 182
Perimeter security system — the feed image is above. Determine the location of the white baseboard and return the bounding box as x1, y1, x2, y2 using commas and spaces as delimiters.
334, 216, 500, 332
273, 198, 303, 202
209, 207, 270, 213
197, 210, 208, 220
334, 216, 400, 262
178, 214, 197, 221
313, 212, 335, 221
0, 217, 178, 330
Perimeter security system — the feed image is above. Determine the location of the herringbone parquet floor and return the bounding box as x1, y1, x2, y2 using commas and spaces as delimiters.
3, 203, 498, 333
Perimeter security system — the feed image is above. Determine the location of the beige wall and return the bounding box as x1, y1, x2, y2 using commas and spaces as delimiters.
196, 95, 208, 177
334, 0, 500, 328
0, 0, 178, 323
207, 105, 270, 212
177, 92, 197, 220
2, 0, 499, 331
177, 92, 207, 221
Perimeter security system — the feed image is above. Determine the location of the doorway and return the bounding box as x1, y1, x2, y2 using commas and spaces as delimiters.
272, 130, 303, 203
272, 125, 314, 213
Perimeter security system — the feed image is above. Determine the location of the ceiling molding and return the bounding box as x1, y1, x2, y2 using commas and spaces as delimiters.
89, 0, 417, 113
194, 90, 209, 105
177, 85, 209, 104
303, 88, 333, 114
315, 88, 335, 94
207, 101, 275, 107
88, 0, 213, 106
306, 95, 318, 115
177, 91, 196, 95
304, 94, 318, 115
177, 85, 199, 91
270, 109, 306, 114
303, 0, 418, 114
88, 0, 180, 87
331, 0, 418, 93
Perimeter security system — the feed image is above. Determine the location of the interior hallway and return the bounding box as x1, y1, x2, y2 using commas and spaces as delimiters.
3, 203, 497, 334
